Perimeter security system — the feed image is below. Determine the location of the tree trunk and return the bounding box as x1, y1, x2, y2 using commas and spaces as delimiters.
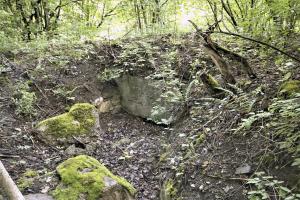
214, 44, 256, 79
0, 161, 25, 200
202, 43, 236, 84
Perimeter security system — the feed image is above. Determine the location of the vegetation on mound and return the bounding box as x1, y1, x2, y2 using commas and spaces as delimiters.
37, 103, 96, 138
52, 155, 136, 200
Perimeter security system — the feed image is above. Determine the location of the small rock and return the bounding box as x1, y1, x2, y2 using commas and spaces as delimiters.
223, 185, 233, 193
24, 193, 54, 200
235, 163, 251, 174
41, 185, 50, 193
64, 144, 85, 156
199, 185, 204, 191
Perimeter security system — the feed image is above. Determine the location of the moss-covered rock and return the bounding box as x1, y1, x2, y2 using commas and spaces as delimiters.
279, 80, 300, 98
52, 155, 136, 200
36, 103, 99, 143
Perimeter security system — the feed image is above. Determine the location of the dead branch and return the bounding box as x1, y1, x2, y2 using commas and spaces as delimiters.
189, 20, 256, 81
189, 20, 237, 84
213, 44, 256, 79
212, 31, 300, 63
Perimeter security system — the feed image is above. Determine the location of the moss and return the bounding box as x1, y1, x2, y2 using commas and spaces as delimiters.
165, 179, 177, 198
200, 73, 224, 98
37, 103, 96, 138
52, 155, 136, 200
195, 133, 206, 146
23, 169, 38, 177
207, 74, 220, 88
279, 80, 300, 97
17, 169, 38, 192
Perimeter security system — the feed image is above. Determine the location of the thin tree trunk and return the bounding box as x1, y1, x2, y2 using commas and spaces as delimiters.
134, 0, 142, 31
0, 161, 25, 200
221, 0, 238, 26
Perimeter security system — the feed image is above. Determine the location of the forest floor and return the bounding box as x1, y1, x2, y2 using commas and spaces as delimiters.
0, 34, 299, 200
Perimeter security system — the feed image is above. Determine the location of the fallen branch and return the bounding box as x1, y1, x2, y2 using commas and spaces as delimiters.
189, 20, 256, 81
0, 161, 25, 200
0, 154, 20, 159
212, 31, 300, 63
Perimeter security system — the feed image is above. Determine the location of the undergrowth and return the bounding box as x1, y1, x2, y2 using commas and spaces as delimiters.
247, 172, 300, 200
12, 81, 37, 117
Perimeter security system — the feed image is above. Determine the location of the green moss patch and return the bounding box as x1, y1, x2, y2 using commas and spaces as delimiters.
37, 103, 96, 138
17, 169, 38, 192
52, 155, 136, 200
279, 80, 300, 98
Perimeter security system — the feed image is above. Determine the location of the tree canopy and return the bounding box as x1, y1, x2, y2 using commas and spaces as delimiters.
0, 0, 299, 41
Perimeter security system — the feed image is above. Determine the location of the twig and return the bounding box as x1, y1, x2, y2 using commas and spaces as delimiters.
206, 174, 247, 181
0, 154, 20, 159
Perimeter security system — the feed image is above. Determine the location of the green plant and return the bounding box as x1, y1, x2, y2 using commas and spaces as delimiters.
268, 94, 300, 168
52, 86, 78, 101
234, 112, 272, 134
98, 68, 124, 81
13, 82, 37, 116
247, 172, 300, 200
113, 40, 156, 71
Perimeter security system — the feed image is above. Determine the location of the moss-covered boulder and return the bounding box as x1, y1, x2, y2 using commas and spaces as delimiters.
52, 155, 136, 200
279, 80, 300, 98
36, 103, 100, 143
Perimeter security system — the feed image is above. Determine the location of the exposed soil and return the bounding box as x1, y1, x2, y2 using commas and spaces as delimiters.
0, 35, 299, 200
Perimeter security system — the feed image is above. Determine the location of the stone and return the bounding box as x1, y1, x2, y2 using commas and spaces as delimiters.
235, 163, 251, 175
52, 155, 136, 200
116, 75, 184, 125
36, 103, 100, 144
94, 95, 121, 113
64, 145, 85, 156
24, 193, 54, 200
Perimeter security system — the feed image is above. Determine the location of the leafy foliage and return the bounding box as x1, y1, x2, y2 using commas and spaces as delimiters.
12, 81, 37, 116
247, 172, 300, 200
268, 94, 300, 168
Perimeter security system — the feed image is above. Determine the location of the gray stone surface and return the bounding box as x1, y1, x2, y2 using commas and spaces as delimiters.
235, 163, 251, 174
24, 193, 54, 200
116, 75, 183, 124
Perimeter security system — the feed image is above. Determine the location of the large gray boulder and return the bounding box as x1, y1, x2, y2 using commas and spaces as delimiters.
116, 75, 184, 125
